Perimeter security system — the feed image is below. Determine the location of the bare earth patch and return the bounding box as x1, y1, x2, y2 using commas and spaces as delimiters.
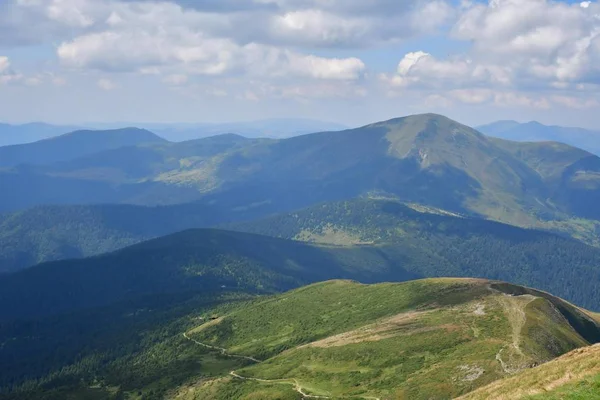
301, 311, 436, 348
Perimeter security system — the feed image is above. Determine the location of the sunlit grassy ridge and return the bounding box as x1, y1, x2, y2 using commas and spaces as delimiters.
459, 344, 600, 400
180, 279, 600, 400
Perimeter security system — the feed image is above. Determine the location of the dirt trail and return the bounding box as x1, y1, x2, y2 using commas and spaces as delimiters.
495, 295, 537, 374
230, 371, 330, 399
183, 330, 380, 400
182, 332, 261, 363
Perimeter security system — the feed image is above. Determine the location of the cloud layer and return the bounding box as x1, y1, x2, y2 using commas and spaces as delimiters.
1, 0, 599, 116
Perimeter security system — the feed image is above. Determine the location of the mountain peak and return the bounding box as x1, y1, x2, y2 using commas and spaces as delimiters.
371, 113, 459, 128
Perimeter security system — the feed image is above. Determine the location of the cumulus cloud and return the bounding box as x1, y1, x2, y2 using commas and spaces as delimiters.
58, 30, 365, 80
452, 0, 600, 86
0, 56, 23, 84
0, 57, 9, 74
5, 0, 452, 48
382, 0, 600, 108
385, 51, 511, 89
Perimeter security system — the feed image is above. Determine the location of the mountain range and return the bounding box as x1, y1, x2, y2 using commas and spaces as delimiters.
113, 118, 349, 141
3, 113, 600, 399
479, 120, 600, 156
2, 114, 600, 245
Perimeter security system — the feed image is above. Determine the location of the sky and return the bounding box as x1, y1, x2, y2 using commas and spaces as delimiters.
0, 0, 599, 128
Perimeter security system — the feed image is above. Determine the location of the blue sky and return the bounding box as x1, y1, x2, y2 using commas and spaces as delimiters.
1, 0, 599, 129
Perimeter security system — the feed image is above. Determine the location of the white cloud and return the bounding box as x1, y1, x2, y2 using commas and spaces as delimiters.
58, 30, 365, 81
452, 0, 600, 86
97, 78, 116, 90
6, 0, 452, 49
46, 0, 96, 27
385, 51, 511, 89
382, 0, 600, 109
0, 56, 23, 84
0, 57, 9, 74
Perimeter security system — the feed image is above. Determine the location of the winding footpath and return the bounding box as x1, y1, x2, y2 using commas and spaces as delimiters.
182, 332, 261, 363
494, 295, 536, 375
182, 331, 380, 400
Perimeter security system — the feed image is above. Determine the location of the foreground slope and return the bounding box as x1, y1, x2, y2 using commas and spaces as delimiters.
459, 344, 600, 400
3, 278, 598, 400
176, 279, 600, 400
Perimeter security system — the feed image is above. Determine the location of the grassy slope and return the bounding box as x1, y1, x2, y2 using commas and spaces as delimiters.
176, 279, 600, 400
459, 344, 600, 400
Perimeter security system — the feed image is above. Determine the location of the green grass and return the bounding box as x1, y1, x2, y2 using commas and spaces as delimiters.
184, 279, 600, 400
526, 373, 600, 399
459, 344, 600, 400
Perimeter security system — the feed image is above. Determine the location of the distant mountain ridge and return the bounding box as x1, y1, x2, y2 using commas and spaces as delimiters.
1, 113, 600, 245
0, 127, 166, 168
89, 118, 349, 141
0, 122, 82, 146
478, 120, 600, 156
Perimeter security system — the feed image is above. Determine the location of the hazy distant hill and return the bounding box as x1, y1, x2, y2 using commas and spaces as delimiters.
90, 118, 349, 141
0, 127, 166, 167
0, 122, 82, 146
479, 120, 600, 156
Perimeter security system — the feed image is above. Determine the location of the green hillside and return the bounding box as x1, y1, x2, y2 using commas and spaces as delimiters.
0, 228, 425, 322
0, 200, 276, 273
176, 279, 600, 400
228, 198, 600, 310
491, 138, 600, 223
3, 198, 600, 308
3, 279, 599, 400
